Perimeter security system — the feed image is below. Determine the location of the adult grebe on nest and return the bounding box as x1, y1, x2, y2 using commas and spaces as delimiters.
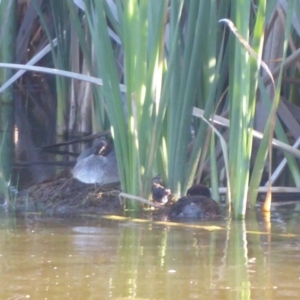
72, 138, 119, 185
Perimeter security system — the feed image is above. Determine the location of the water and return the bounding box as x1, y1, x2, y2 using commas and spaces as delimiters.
0, 209, 299, 300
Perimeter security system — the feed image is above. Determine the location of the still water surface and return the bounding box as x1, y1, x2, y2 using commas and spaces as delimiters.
0, 209, 299, 300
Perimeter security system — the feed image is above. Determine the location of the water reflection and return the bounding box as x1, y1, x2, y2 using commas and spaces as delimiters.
0, 211, 299, 299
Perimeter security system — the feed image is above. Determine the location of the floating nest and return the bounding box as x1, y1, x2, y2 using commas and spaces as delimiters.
16, 170, 123, 216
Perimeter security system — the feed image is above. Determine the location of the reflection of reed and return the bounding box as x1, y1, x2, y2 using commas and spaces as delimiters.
110, 220, 226, 299
226, 220, 251, 299
109, 211, 297, 299
262, 208, 272, 299
1, 211, 298, 299
207, 213, 276, 298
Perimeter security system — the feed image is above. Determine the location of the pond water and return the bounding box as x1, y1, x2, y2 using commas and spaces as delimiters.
0, 208, 299, 300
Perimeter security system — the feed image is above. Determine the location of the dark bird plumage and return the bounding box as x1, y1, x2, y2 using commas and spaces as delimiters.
151, 176, 171, 204
168, 184, 220, 220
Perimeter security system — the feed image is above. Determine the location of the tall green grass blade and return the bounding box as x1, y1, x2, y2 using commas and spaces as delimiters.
186, 16, 225, 193
220, 0, 270, 217
248, 1, 295, 207
32, 0, 71, 135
